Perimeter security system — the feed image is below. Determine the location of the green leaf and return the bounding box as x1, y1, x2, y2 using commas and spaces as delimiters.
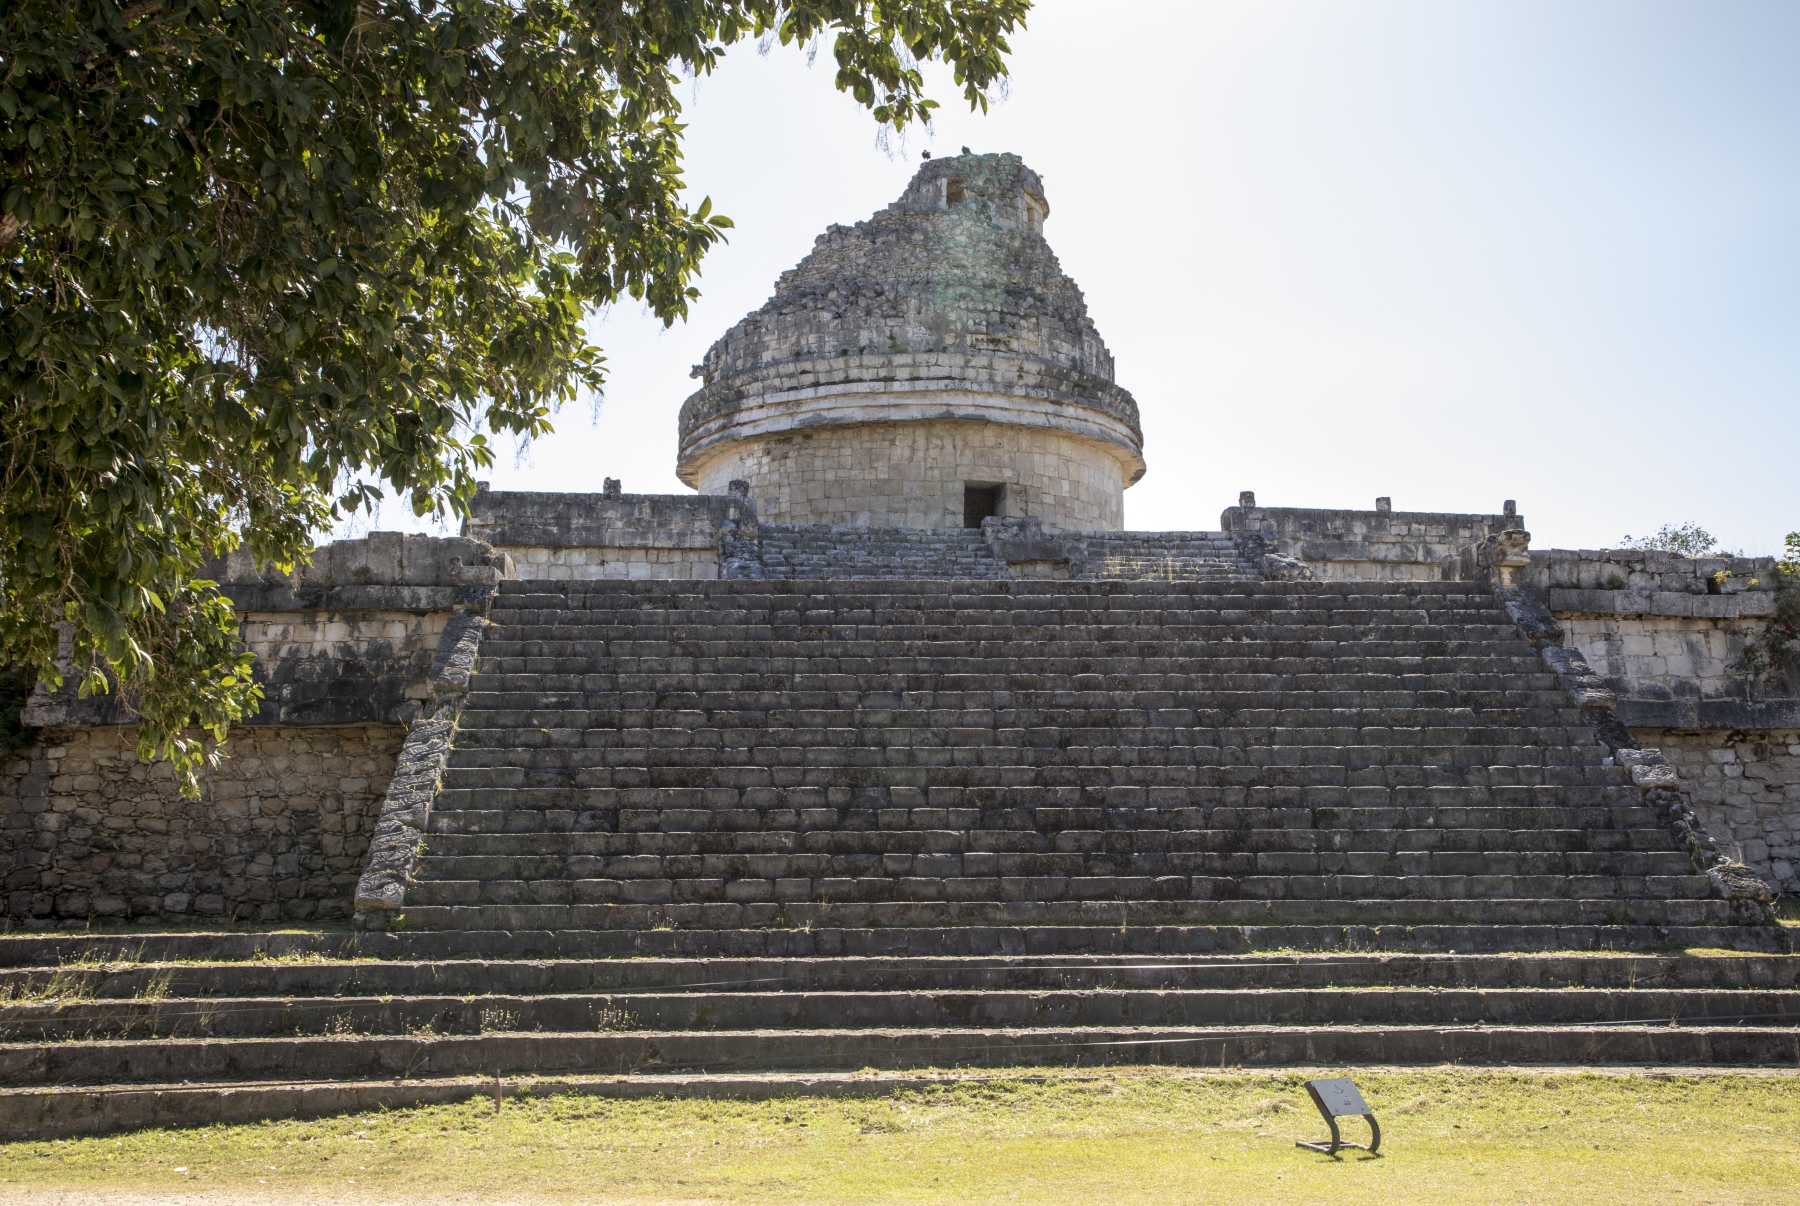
0, 0, 1027, 794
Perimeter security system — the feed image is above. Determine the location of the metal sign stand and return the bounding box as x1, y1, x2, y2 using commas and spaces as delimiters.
1296, 1077, 1381, 1156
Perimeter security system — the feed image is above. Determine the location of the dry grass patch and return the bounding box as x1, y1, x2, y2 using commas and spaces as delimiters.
1, 1068, 1797, 1205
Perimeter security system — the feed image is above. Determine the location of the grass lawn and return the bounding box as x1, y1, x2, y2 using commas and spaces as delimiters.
2, 1068, 1797, 1204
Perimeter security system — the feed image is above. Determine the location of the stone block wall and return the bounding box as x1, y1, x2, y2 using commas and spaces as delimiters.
238, 609, 449, 725
505, 546, 722, 581
1, 724, 400, 927
1538, 549, 1797, 896
1058, 531, 1258, 581
1645, 729, 1800, 897
1221, 502, 1521, 581
1538, 547, 1791, 705
1562, 612, 1774, 702
26, 533, 507, 730
1530, 546, 1777, 595
466, 485, 751, 582
694, 418, 1126, 532
1, 531, 492, 928
211, 530, 500, 593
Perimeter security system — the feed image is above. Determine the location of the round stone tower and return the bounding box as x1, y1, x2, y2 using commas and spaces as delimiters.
675, 152, 1145, 531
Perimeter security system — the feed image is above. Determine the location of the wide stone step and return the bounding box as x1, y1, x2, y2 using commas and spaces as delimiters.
477, 625, 1529, 644
8, 986, 1795, 1042
430, 784, 1651, 806
436, 758, 1623, 790
473, 650, 1544, 672
10, 952, 1796, 999
419, 827, 1685, 856
490, 577, 1504, 595
461, 682, 1578, 707
461, 698, 1590, 726
442, 744, 1609, 774
546, 747, 1604, 767
436, 760, 1617, 787
4, 924, 1790, 967
431, 780, 1628, 804
426, 804, 1668, 835
7, 1024, 1795, 1100
482, 610, 1523, 626
387, 896, 1746, 931
479, 660, 1555, 675
485, 598, 1512, 614
456, 690, 1576, 711
409, 851, 1698, 884
401, 871, 1706, 907
446, 723, 1600, 748
452, 702, 1576, 724
471, 618, 1529, 634
485, 602, 1515, 615
487, 604, 1518, 621
487, 605, 1515, 621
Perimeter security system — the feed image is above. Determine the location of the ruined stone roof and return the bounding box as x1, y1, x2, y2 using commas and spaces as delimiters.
676, 152, 1144, 485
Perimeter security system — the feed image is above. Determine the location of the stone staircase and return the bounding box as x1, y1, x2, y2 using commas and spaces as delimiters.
3, 935, 1797, 1138
411, 578, 1758, 934
730, 525, 1009, 579
725, 526, 1261, 582
3, 576, 1795, 1139
1062, 531, 1262, 581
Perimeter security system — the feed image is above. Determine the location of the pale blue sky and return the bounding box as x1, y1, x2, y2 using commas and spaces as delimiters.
347, 0, 1800, 554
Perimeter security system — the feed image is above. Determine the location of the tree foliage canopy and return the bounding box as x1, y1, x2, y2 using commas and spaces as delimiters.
1618, 522, 1722, 559
0, 0, 1029, 790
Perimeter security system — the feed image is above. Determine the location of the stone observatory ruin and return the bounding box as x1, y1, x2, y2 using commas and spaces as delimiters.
1, 151, 1796, 1138
676, 153, 1145, 532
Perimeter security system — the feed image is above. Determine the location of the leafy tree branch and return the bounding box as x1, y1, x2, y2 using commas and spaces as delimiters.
1, 0, 1030, 792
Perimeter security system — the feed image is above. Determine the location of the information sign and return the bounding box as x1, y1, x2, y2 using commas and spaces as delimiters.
1295, 1077, 1381, 1156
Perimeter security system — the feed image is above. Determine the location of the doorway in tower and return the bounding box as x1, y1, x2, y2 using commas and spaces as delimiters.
963, 483, 1004, 528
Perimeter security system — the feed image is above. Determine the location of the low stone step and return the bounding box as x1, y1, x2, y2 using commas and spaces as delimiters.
475, 630, 1533, 650
482, 607, 1520, 623
531, 584, 1490, 595
447, 704, 1582, 729
461, 692, 1582, 720
9, 953, 1796, 999
6, 1024, 1796, 1099
473, 677, 1545, 698
472, 650, 1539, 666
425, 804, 1668, 834
390, 895, 1750, 931
435, 761, 1627, 793
8, 987, 1796, 1042
419, 827, 1686, 857
402, 872, 1717, 908
444, 725, 1603, 753
3, 925, 1790, 967
409, 851, 1698, 884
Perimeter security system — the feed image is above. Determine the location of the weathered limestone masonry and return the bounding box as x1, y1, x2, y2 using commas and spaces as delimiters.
0, 726, 397, 926
374, 574, 1773, 941
1222, 495, 1525, 582
0, 534, 511, 926
1529, 547, 1799, 895
1652, 733, 1800, 897
1533, 547, 1792, 706
723, 516, 1255, 582
1216, 500, 1799, 895
676, 153, 1145, 532
464, 482, 755, 582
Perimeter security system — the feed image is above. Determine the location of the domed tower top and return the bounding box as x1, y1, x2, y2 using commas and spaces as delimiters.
676, 152, 1146, 531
